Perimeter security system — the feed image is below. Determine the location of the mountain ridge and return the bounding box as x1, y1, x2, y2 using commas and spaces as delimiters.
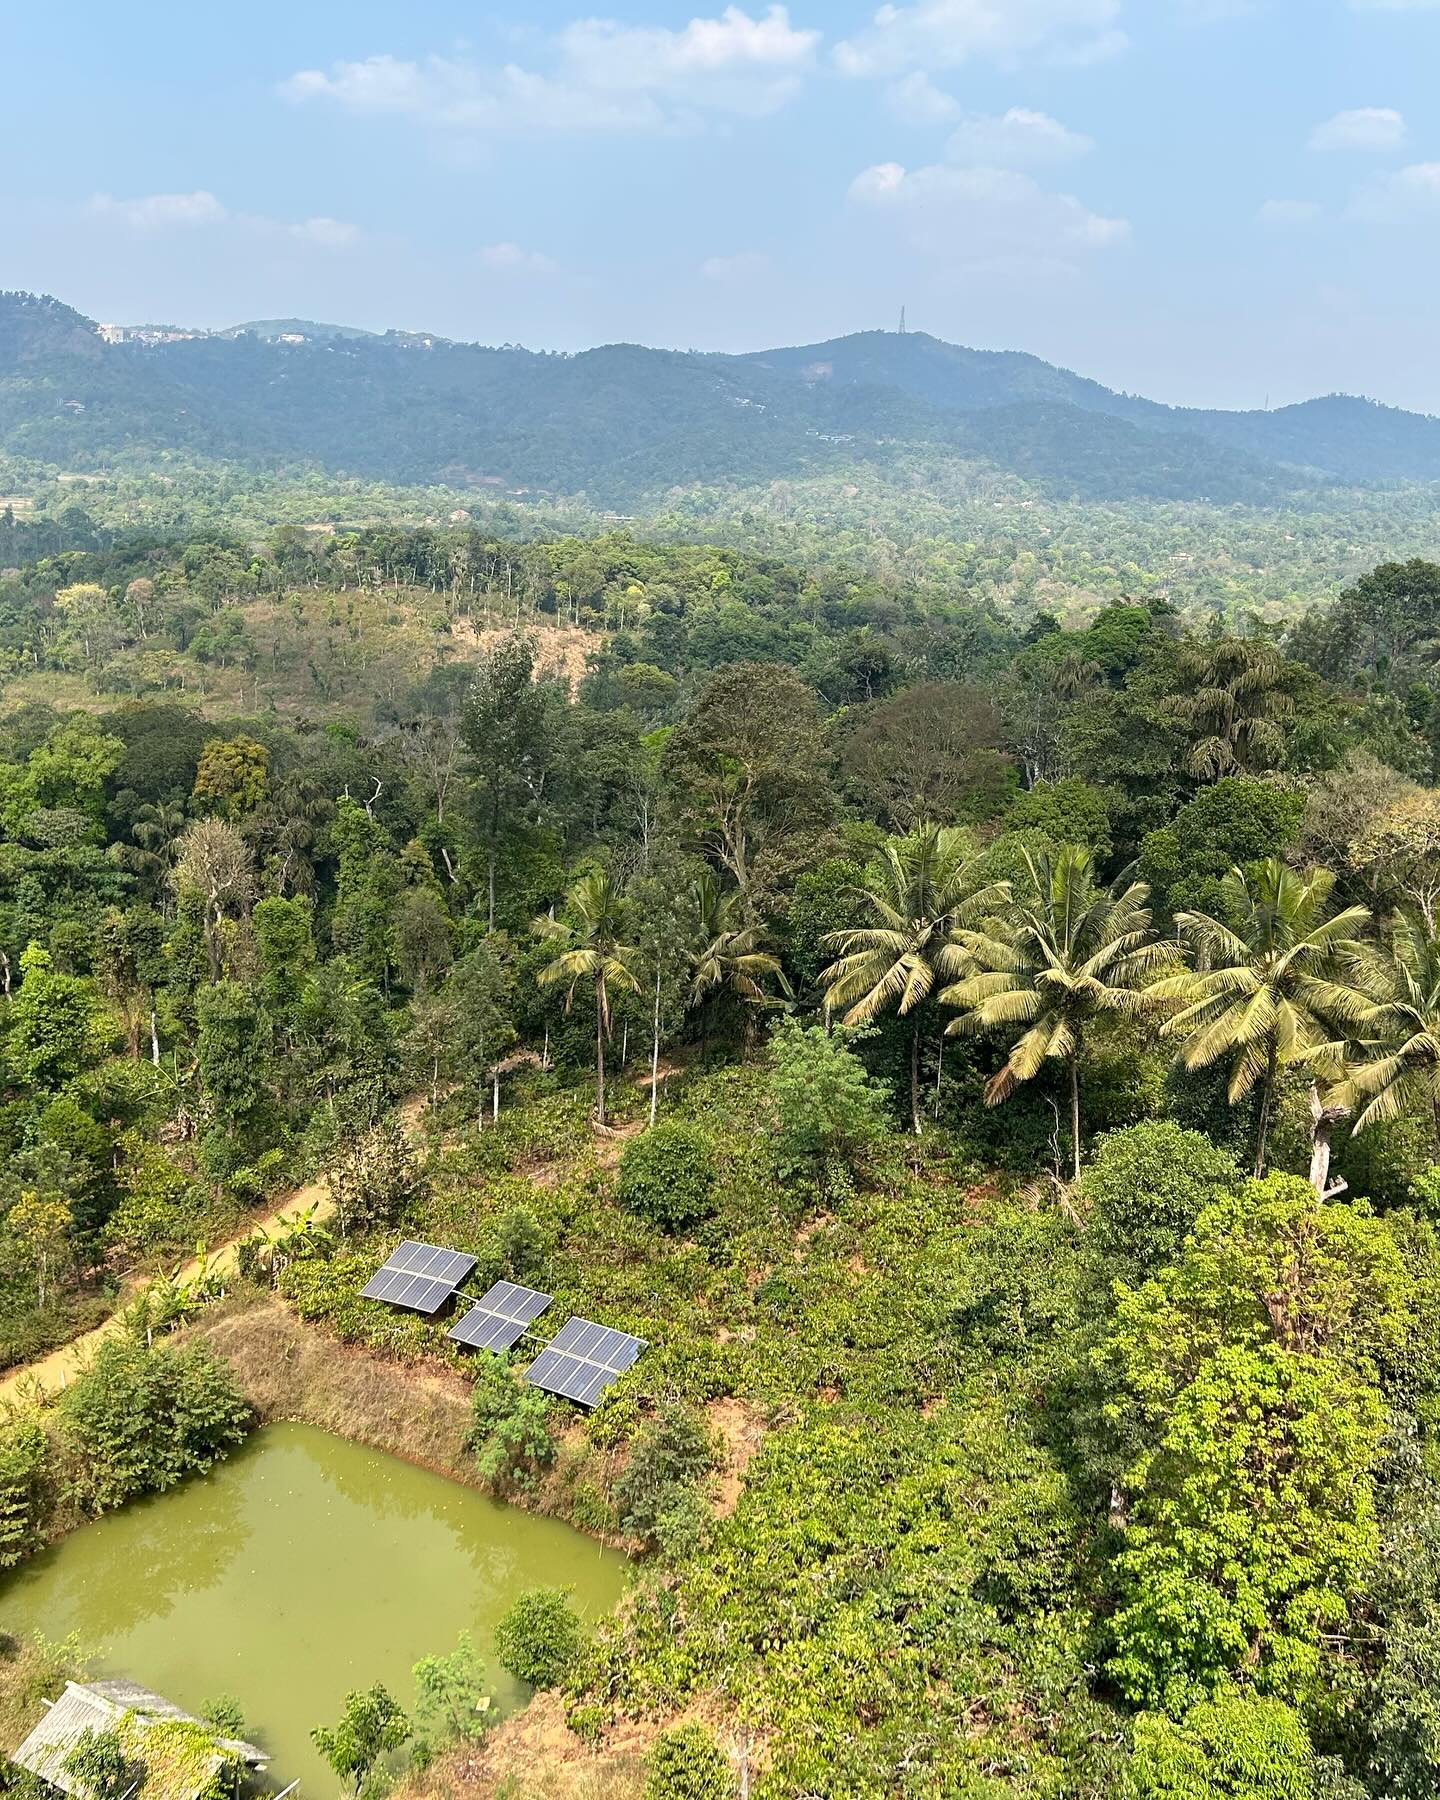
3, 290, 1438, 507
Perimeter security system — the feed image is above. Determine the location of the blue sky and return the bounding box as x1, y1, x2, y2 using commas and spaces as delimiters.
6, 0, 1440, 410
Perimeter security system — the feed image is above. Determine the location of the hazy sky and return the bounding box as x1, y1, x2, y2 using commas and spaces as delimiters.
7, 0, 1440, 410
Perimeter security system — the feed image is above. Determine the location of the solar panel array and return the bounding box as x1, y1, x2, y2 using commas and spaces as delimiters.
525, 1315, 647, 1407
360, 1240, 477, 1314
447, 1280, 554, 1353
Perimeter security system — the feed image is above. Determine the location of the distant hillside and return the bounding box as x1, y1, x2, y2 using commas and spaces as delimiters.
2, 292, 1438, 508
218, 318, 381, 343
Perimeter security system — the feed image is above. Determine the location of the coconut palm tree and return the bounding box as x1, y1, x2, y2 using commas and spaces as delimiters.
1340, 909, 1440, 1150
1156, 858, 1371, 1177
942, 844, 1170, 1178
687, 873, 788, 1058
822, 823, 1009, 1136
535, 871, 641, 1127
1174, 638, 1295, 780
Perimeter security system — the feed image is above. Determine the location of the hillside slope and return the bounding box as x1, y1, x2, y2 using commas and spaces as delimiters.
2, 292, 1435, 506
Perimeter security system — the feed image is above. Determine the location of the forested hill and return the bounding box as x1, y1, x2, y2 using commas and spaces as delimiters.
5, 290, 1440, 508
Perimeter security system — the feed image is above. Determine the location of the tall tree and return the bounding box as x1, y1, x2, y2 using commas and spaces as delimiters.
688, 873, 788, 1061
1174, 639, 1296, 781
1342, 910, 1440, 1151
821, 824, 1006, 1136
944, 845, 1169, 1177
1157, 859, 1371, 1177
535, 872, 641, 1127
462, 637, 548, 930
663, 662, 834, 915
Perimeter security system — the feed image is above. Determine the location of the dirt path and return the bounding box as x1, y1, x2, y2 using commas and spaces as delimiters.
0, 1096, 429, 1405
0, 1178, 334, 1404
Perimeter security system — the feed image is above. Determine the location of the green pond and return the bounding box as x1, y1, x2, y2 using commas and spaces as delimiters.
1, 1423, 628, 1794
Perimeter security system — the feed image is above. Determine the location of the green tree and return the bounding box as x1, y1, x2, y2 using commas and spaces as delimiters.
411, 1632, 492, 1758
1080, 1120, 1243, 1286
687, 871, 787, 1058
494, 1588, 583, 1689
663, 661, 835, 914
1342, 910, 1440, 1151
5, 943, 107, 1091
1174, 639, 1296, 780
462, 637, 548, 930
535, 871, 641, 1127
192, 733, 268, 821
0, 1409, 50, 1566
766, 1017, 890, 1190
944, 845, 1170, 1178
1097, 1178, 1412, 1710
617, 1120, 717, 1232
311, 1684, 410, 1794
1157, 860, 1371, 1176
822, 823, 1006, 1135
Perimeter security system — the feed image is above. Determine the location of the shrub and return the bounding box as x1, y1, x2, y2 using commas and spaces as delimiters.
1079, 1120, 1242, 1284
494, 1588, 583, 1689
618, 1123, 718, 1232
0, 1411, 50, 1567
411, 1632, 492, 1761
465, 1356, 556, 1493
311, 1685, 410, 1794
325, 1120, 427, 1239
58, 1338, 252, 1514
614, 1405, 716, 1551
645, 1723, 734, 1800
766, 1019, 889, 1189
1130, 1692, 1313, 1799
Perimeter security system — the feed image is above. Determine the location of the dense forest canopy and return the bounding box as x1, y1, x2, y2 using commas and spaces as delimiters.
3, 515, 1440, 1795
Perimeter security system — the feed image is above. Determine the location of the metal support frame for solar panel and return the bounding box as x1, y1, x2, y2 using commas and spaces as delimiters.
525, 1316, 647, 1408
447, 1280, 554, 1353
360, 1240, 478, 1314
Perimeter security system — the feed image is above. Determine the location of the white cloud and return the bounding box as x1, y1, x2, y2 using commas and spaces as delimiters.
700, 249, 769, 279
946, 107, 1092, 165
885, 71, 961, 122
281, 7, 819, 134
1309, 107, 1406, 151
1350, 161, 1440, 221
290, 216, 360, 247
849, 159, 1128, 270
479, 241, 559, 272
835, 0, 1126, 79
87, 190, 359, 248
88, 191, 228, 231
1257, 198, 1322, 227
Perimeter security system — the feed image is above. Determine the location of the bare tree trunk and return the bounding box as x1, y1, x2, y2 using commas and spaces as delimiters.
150, 1007, 160, 1066
1254, 1040, 1279, 1178
1308, 1083, 1350, 1200
910, 1019, 922, 1137
594, 975, 607, 1127
1069, 1051, 1082, 1181
649, 966, 662, 1128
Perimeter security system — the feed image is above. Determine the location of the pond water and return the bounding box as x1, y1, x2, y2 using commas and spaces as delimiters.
1, 1422, 627, 1794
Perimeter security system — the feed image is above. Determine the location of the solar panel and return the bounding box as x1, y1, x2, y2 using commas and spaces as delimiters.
525, 1315, 647, 1408
447, 1280, 554, 1353
360, 1240, 477, 1314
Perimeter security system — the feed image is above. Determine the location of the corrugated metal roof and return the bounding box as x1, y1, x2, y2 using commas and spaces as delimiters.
10, 1681, 266, 1799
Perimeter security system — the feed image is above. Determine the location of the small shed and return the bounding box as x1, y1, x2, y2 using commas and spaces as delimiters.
10, 1679, 267, 1799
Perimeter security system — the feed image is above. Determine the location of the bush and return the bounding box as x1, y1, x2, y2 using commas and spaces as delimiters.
614, 1405, 716, 1552
1130, 1692, 1313, 1799
1079, 1120, 1242, 1285
465, 1356, 556, 1493
766, 1019, 889, 1190
325, 1120, 427, 1239
645, 1723, 734, 1800
58, 1338, 252, 1514
494, 1588, 583, 1689
618, 1123, 718, 1232
0, 1412, 50, 1568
